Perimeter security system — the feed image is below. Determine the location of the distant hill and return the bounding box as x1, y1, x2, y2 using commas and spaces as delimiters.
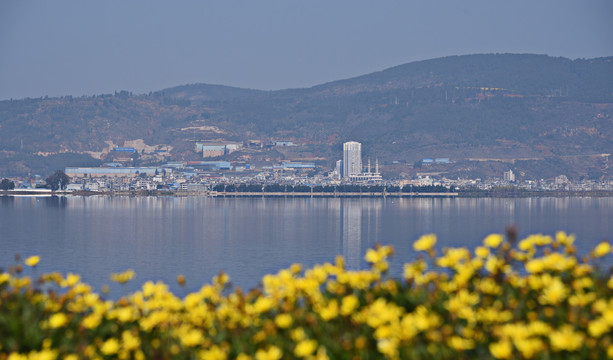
0, 54, 612, 179
316, 54, 613, 101
156, 84, 265, 103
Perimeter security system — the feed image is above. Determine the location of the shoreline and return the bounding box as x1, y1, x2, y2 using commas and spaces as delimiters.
2, 190, 613, 198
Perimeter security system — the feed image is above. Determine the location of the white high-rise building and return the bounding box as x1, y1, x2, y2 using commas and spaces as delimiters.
343, 141, 362, 178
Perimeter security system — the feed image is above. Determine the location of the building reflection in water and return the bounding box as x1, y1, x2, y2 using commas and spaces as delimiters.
338, 199, 383, 270
340, 200, 361, 269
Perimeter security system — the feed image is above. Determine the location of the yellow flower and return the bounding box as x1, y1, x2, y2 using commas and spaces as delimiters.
318, 299, 339, 321
377, 338, 399, 358
593, 241, 611, 258
61, 273, 80, 287
121, 330, 141, 351
253, 297, 274, 314
519, 238, 535, 251
413, 234, 436, 252
569, 292, 597, 307
365, 249, 383, 264
82, 314, 102, 329
527, 321, 551, 336
291, 327, 307, 342
448, 336, 475, 350
403, 260, 426, 281
587, 318, 610, 338
290, 263, 302, 274
213, 272, 230, 286
0, 273, 11, 284
313, 346, 330, 360
341, 294, 359, 316
556, 231, 575, 246
5, 235, 613, 360
478, 278, 502, 295
483, 234, 504, 248
110, 269, 135, 284
374, 325, 395, 339
549, 325, 583, 352
485, 256, 504, 274
100, 338, 120, 355
7, 353, 28, 360
525, 259, 544, 274
489, 340, 512, 359
514, 338, 544, 359
365, 246, 393, 269
24, 255, 40, 267
437, 248, 470, 267
22, 350, 57, 360
274, 313, 293, 328
475, 246, 490, 258
539, 277, 568, 305
294, 339, 317, 358
541, 253, 576, 272
255, 346, 282, 360
48, 313, 68, 328
199, 345, 227, 360
111, 306, 134, 323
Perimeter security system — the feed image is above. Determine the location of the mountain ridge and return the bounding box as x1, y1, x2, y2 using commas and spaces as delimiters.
1, 53, 612, 179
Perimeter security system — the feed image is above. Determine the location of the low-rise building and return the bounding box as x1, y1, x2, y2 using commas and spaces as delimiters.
65, 167, 172, 178
195, 143, 242, 158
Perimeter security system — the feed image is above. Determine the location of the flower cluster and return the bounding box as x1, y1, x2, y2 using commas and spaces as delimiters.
1, 232, 612, 359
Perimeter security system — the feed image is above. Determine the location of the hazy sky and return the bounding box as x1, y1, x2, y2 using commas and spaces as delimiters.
1, 1, 612, 100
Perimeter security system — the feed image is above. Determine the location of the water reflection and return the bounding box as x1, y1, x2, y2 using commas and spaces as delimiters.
340, 200, 361, 269
0, 196, 14, 207
0, 196, 610, 296
44, 196, 68, 208
337, 199, 384, 269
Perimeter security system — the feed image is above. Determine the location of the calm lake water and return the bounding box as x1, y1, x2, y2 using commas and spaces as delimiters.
1, 196, 611, 296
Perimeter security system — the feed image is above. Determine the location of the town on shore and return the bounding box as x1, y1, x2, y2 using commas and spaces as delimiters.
1, 141, 612, 197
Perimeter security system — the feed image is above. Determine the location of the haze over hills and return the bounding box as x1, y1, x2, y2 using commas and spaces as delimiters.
0, 54, 612, 180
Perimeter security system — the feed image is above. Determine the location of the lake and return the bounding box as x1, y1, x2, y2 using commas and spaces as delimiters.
0, 195, 611, 296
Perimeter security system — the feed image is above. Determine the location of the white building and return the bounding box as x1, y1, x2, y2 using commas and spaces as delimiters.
555, 175, 569, 185
349, 159, 382, 183
195, 143, 242, 159
343, 141, 362, 179
334, 160, 343, 179
503, 169, 515, 182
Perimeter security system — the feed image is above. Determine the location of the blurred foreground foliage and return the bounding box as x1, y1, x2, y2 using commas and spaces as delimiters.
1, 232, 612, 360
